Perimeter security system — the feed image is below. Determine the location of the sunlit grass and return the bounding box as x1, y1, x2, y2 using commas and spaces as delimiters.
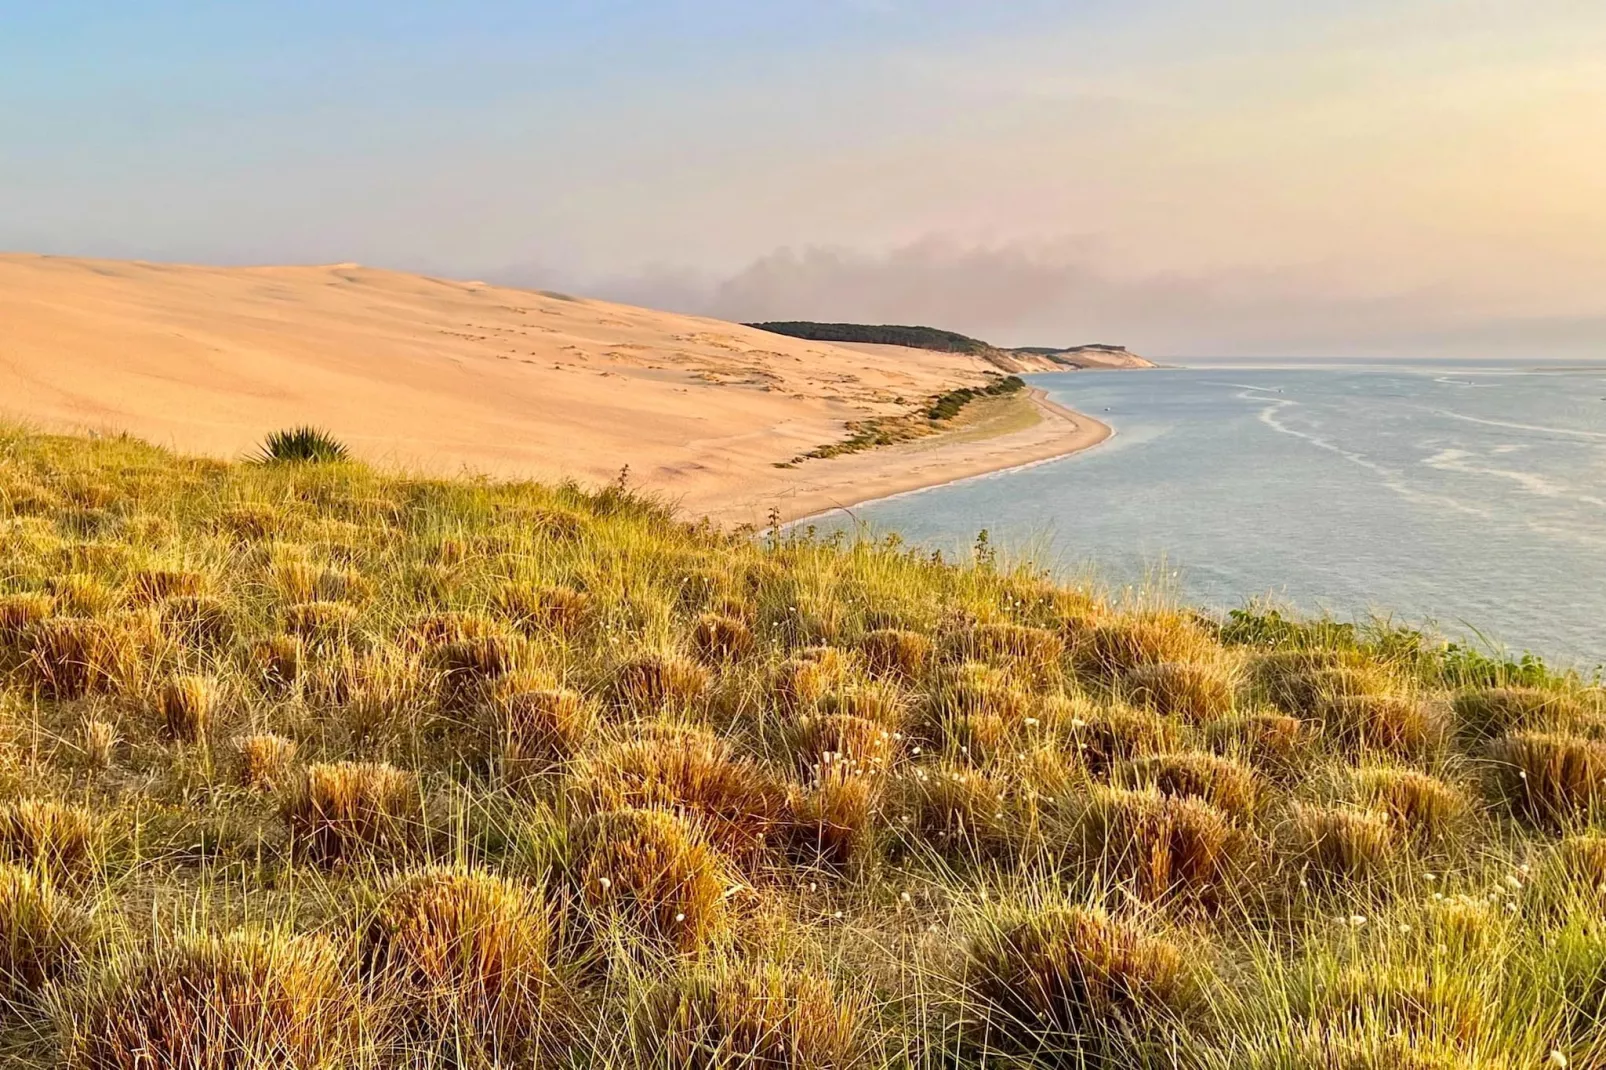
0, 424, 1598, 1067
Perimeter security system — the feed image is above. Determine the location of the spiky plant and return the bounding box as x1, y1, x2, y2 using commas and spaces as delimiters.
256, 426, 350, 464
1319, 693, 1438, 756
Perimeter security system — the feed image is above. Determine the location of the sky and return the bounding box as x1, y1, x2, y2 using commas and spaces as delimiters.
4, 1, 1606, 357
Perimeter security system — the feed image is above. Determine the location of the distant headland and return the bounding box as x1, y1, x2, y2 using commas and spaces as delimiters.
746, 321, 1157, 371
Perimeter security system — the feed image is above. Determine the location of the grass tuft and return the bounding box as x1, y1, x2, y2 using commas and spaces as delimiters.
0, 864, 88, 1003
965, 906, 1199, 1062
576, 808, 729, 954
232, 732, 298, 791
640, 963, 869, 1070
62, 928, 361, 1069
281, 761, 423, 866
363, 866, 557, 1058
1487, 731, 1606, 828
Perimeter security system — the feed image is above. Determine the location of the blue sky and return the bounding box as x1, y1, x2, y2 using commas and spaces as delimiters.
4, 1, 1605, 355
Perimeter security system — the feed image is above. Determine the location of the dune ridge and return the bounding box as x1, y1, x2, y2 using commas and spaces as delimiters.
0, 254, 1106, 524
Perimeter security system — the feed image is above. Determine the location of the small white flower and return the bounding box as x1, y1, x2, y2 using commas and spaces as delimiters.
597, 877, 611, 891
1548, 1051, 1568, 1068
674, 912, 686, 922
1349, 915, 1367, 927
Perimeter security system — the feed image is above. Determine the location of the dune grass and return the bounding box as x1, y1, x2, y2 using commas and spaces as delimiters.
0, 425, 1600, 1067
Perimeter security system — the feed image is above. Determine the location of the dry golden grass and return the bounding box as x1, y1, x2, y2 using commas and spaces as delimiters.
0, 864, 88, 1002
1065, 704, 1180, 775
1078, 787, 1247, 905
572, 731, 787, 860
61, 929, 362, 1070
281, 761, 422, 866
0, 429, 1596, 1070
576, 808, 730, 955
965, 906, 1198, 1061
231, 732, 298, 791
901, 763, 1021, 861
786, 714, 899, 777
363, 866, 557, 1058
640, 963, 870, 1070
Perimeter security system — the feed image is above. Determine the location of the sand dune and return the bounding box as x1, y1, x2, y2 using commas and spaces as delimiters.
0, 254, 1106, 524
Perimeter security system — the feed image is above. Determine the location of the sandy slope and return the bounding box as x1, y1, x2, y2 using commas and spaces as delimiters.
0, 254, 1107, 524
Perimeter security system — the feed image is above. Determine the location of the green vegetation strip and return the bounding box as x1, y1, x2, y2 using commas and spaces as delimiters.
781, 375, 1026, 466
0, 425, 1598, 1068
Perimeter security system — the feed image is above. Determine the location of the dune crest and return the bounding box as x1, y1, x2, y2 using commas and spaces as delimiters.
0, 254, 1103, 523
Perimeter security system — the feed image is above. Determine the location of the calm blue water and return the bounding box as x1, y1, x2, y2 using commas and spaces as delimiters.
814, 364, 1606, 666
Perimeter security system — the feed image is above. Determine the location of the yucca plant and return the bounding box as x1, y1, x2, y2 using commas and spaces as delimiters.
256, 426, 350, 464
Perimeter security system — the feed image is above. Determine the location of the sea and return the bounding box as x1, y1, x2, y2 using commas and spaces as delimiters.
808, 360, 1606, 668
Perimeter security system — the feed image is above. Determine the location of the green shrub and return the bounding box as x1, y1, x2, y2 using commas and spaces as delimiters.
256, 427, 350, 464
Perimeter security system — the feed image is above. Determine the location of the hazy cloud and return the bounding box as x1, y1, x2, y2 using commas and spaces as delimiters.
564, 237, 1606, 359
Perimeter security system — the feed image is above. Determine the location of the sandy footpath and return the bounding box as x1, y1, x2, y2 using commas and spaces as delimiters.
0, 254, 1111, 526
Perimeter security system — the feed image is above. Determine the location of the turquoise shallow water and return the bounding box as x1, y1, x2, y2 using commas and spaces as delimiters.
813, 363, 1606, 666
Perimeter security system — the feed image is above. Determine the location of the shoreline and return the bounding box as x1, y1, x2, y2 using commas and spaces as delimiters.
704, 385, 1112, 527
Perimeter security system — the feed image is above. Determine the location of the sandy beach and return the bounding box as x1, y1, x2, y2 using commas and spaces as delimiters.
0, 254, 1112, 526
